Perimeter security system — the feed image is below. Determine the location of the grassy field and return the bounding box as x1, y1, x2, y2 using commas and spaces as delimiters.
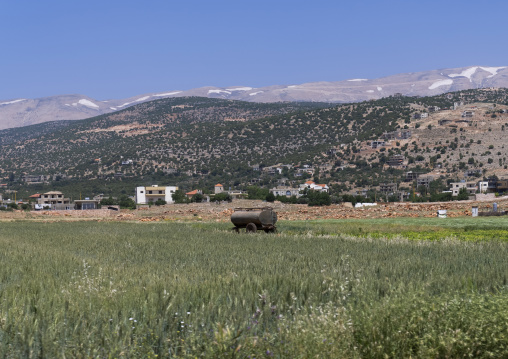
0, 219, 507, 358
281, 217, 508, 241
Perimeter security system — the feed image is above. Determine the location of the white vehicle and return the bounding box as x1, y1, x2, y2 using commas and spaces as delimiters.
34, 204, 52, 210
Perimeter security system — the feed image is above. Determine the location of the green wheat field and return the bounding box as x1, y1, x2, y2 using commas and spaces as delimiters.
0, 218, 507, 358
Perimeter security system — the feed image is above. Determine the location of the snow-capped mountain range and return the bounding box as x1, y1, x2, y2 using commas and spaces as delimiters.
0, 65, 507, 130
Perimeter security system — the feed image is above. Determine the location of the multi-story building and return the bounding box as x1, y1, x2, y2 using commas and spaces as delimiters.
450, 182, 477, 196
386, 155, 405, 167
464, 169, 481, 178
22, 174, 49, 184
379, 183, 397, 194
478, 181, 489, 193
37, 191, 71, 210
497, 179, 508, 193
371, 140, 385, 149
136, 185, 178, 204
270, 186, 301, 197
417, 175, 434, 188
405, 171, 421, 182
382, 129, 412, 140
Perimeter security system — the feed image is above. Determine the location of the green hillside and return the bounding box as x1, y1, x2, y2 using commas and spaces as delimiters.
2, 89, 508, 199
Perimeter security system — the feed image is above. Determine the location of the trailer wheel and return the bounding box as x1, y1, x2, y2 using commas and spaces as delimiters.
246, 223, 257, 233
232, 227, 240, 233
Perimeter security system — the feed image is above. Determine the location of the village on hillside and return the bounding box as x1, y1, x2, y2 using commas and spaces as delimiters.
2, 93, 508, 212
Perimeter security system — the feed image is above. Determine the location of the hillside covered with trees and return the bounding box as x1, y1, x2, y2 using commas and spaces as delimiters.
2, 89, 508, 199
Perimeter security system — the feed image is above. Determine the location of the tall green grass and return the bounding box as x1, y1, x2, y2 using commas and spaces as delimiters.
279, 217, 508, 241
0, 221, 506, 357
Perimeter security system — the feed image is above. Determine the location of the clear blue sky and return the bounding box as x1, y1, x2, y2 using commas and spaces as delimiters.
1, 0, 507, 100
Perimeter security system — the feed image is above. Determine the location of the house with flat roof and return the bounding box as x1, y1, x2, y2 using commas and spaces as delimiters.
371, 140, 386, 149
136, 185, 178, 204
270, 186, 301, 198
386, 155, 405, 167
405, 171, 421, 182
450, 182, 477, 196
22, 174, 49, 184
497, 179, 508, 193
417, 175, 434, 188
37, 191, 71, 210
379, 183, 397, 194
74, 199, 100, 210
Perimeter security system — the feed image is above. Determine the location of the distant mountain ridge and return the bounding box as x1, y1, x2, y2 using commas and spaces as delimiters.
1, 65, 507, 130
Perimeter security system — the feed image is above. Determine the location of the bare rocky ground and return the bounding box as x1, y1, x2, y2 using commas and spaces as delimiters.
2, 197, 507, 223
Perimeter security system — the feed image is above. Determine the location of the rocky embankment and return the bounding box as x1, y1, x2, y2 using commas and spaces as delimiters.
1, 198, 507, 223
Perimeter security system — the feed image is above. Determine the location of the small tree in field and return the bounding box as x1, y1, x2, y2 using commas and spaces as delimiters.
214, 192, 232, 202
155, 199, 166, 206
456, 187, 469, 201
100, 196, 116, 206
118, 195, 136, 209
172, 190, 186, 204
191, 193, 204, 203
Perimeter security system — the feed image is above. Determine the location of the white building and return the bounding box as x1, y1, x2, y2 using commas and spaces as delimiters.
270, 186, 302, 197
478, 181, 489, 193
136, 185, 178, 204
214, 184, 224, 194
299, 181, 329, 193
450, 182, 477, 196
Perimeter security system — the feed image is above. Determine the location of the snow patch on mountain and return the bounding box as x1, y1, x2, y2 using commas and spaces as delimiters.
479, 66, 506, 78
154, 91, 182, 97
347, 79, 368, 82
448, 67, 478, 81
249, 91, 264, 96
78, 99, 99, 109
208, 89, 232, 95
449, 66, 506, 81
225, 87, 252, 91
429, 79, 453, 90
0, 99, 26, 106
377, 87, 382, 91
117, 96, 152, 108
366, 90, 374, 93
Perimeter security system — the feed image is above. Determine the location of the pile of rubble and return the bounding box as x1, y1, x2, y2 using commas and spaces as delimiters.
2, 197, 506, 222
124, 198, 508, 222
